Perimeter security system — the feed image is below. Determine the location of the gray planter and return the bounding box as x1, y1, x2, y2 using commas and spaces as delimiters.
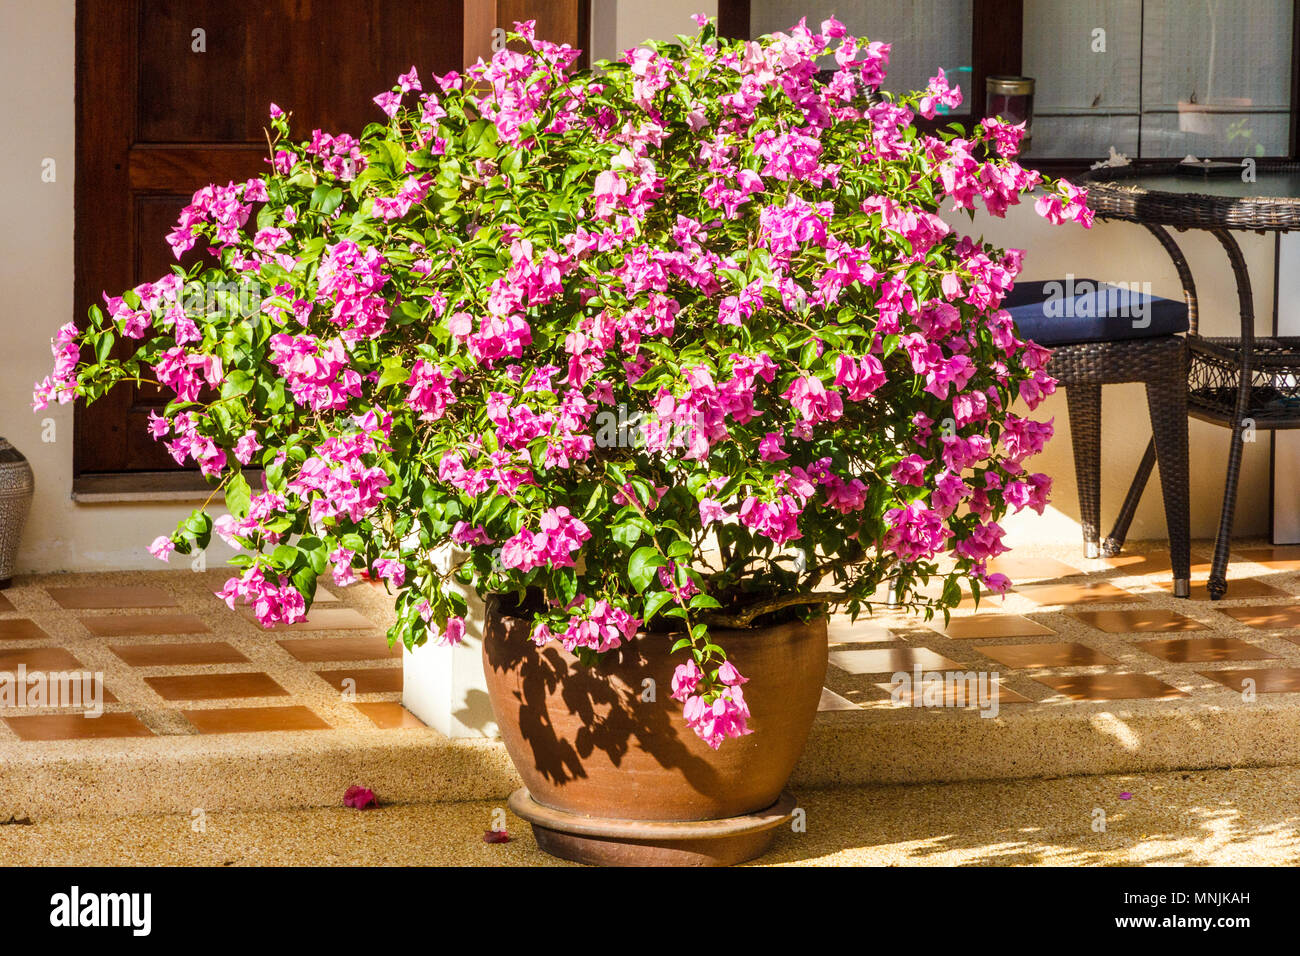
0, 438, 34, 588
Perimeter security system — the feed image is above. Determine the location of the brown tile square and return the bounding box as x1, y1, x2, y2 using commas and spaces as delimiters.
828, 647, 960, 675
313, 588, 338, 603
1104, 553, 1169, 574
182, 705, 330, 734
80, 613, 210, 638
1031, 672, 1186, 701
0, 647, 83, 671
47, 585, 177, 610
978, 642, 1116, 669
145, 672, 287, 701
0, 592, 14, 612
110, 641, 248, 667
1137, 637, 1279, 663
315, 667, 403, 694
956, 590, 1012, 610
872, 679, 1030, 706
1221, 605, 1300, 630
827, 617, 895, 644
1236, 546, 1300, 571
246, 607, 376, 631
1104, 554, 1215, 577
1159, 578, 1287, 600
0, 619, 52, 641
937, 614, 1056, 639
985, 554, 1082, 582
1200, 668, 1300, 694
1073, 609, 1206, 633
0, 676, 117, 708
817, 687, 860, 711
1018, 581, 1143, 606
354, 701, 426, 729
278, 635, 400, 662
3, 712, 154, 741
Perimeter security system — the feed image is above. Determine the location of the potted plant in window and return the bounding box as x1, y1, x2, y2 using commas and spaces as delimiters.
35, 16, 1090, 866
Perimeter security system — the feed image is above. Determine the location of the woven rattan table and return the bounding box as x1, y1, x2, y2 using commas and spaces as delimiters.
1082, 161, 1300, 599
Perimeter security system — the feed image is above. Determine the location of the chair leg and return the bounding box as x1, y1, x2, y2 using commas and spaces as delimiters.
1208, 420, 1247, 601
1066, 384, 1102, 558
1146, 367, 1191, 598
1104, 439, 1156, 557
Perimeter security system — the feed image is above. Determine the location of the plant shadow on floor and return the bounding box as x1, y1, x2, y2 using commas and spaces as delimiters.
749, 766, 1300, 865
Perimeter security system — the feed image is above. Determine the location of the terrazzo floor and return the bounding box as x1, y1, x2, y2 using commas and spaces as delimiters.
3, 537, 1300, 812
4, 763, 1298, 866
6, 539, 1300, 742
0, 568, 413, 742
819, 541, 1300, 714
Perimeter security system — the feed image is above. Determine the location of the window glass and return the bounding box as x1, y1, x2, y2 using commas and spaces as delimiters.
1024, 0, 1292, 159
749, 0, 974, 106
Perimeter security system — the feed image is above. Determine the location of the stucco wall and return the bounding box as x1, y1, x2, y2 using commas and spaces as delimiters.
1, 0, 228, 574
0, 0, 1272, 574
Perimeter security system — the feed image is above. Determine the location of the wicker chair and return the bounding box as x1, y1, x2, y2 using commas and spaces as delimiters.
1004, 280, 1192, 597
1079, 161, 1300, 599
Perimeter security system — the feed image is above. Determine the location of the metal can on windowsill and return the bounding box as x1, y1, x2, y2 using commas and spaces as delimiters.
986, 76, 1035, 150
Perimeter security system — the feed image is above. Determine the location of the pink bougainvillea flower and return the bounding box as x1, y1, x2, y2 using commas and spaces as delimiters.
344, 785, 378, 809
148, 536, 175, 562
483, 829, 511, 844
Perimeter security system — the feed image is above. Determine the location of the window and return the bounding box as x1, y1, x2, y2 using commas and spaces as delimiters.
1025, 0, 1293, 159
719, 0, 1300, 169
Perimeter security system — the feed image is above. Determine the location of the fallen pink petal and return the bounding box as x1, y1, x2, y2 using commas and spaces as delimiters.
343, 785, 377, 810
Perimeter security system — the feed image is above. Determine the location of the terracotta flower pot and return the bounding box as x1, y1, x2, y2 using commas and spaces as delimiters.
482, 595, 828, 865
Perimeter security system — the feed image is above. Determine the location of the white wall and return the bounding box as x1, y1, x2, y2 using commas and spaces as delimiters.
1, 0, 217, 574
0, 0, 1271, 576
590, 0, 717, 59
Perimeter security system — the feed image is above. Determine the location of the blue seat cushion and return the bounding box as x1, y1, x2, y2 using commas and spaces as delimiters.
1002, 278, 1189, 346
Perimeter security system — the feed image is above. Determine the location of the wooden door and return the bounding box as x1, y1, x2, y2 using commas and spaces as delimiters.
74, 0, 588, 479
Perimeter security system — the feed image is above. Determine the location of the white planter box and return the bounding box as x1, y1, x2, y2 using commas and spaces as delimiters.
400, 549, 498, 738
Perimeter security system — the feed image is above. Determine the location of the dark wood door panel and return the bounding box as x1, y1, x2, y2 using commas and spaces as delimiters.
138, 0, 466, 143
129, 145, 267, 194
76, 0, 591, 477
498, 0, 588, 61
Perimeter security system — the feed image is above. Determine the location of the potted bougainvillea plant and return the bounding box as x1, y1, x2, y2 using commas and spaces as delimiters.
35, 16, 1090, 865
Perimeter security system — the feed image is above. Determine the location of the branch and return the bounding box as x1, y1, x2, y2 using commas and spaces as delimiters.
700, 590, 843, 629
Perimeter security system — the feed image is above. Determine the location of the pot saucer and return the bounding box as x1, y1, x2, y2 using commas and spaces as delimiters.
508, 787, 798, 867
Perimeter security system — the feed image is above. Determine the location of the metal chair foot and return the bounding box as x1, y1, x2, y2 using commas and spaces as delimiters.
1173, 577, 1191, 599
1085, 541, 1100, 559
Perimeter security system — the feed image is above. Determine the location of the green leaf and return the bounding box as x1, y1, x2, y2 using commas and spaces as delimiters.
612, 521, 642, 549
291, 566, 318, 603
321, 187, 344, 215
628, 546, 667, 593
643, 590, 673, 623
225, 473, 251, 520
377, 361, 410, 390
221, 370, 254, 399
95, 331, 115, 364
